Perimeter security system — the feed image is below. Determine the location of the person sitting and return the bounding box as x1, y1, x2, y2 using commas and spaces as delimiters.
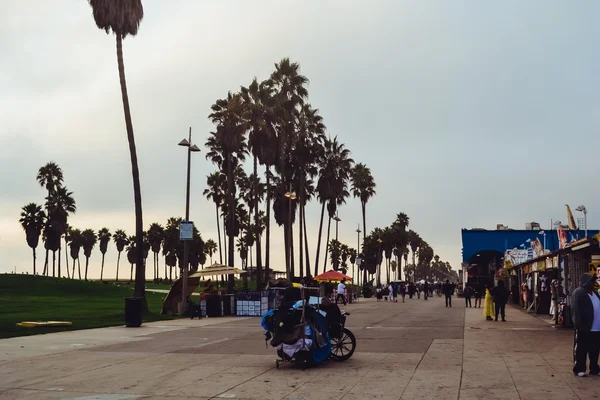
320, 297, 342, 338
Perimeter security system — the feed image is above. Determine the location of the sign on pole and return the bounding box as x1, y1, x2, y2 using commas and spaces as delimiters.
179, 221, 194, 241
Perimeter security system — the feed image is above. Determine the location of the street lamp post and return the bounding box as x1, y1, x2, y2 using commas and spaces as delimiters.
284, 184, 296, 280
178, 128, 200, 315
334, 214, 341, 241
377, 237, 382, 285
576, 205, 588, 237
356, 225, 361, 286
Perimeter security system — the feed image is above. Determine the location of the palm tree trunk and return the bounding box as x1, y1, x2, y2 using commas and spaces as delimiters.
164, 257, 168, 281
303, 203, 311, 278
254, 155, 263, 290
52, 251, 56, 277
101, 253, 105, 281
323, 217, 332, 271
85, 257, 89, 281
77, 258, 81, 280
265, 166, 271, 283
362, 200, 367, 246
32, 248, 36, 275
116, 251, 121, 282
299, 196, 304, 279
43, 249, 48, 276
65, 237, 69, 277
216, 205, 223, 264
314, 202, 326, 276
130, 263, 133, 282
226, 153, 235, 293
72, 258, 76, 280
290, 225, 295, 278
116, 34, 145, 300
58, 245, 62, 277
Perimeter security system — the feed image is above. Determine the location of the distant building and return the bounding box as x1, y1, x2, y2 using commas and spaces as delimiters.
461, 223, 598, 282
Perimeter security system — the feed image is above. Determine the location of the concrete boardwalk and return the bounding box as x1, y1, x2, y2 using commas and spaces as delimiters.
0, 296, 595, 399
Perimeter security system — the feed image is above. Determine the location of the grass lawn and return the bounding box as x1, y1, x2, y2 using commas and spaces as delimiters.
0, 274, 172, 339
102, 278, 259, 292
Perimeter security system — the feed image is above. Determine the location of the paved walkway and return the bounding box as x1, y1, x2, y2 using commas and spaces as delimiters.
0, 296, 595, 399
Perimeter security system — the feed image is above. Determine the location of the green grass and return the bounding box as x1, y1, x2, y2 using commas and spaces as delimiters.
101, 278, 259, 292
0, 274, 172, 339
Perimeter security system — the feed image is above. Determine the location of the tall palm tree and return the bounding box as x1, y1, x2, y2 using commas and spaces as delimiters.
351, 162, 376, 254
98, 227, 111, 281
203, 172, 227, 265
19, 203, 46, 275
126, 235, 136, 282
241, 77, 277, 288
113, 229, 129, 282
81, 229, 97, 280
87, 0, 146, 300
206, 92, 248, 292
45, 186, 76, 277
408, 229, 422, 277
316, 137, 354, 274
147, 223, 164, 282
37, 162, 64, 274
68, 228, 83, 279
204, 239, 217, 264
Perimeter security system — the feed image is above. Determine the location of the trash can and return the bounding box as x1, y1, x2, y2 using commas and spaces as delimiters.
206, 294, 222, 317
125, 297, 144, 327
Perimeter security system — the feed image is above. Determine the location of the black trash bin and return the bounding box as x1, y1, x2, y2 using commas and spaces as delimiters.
206, 295, 222, 317
125, 297, 144, 327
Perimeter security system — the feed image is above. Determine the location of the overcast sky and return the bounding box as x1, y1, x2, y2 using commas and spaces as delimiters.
2, 1, 599, 280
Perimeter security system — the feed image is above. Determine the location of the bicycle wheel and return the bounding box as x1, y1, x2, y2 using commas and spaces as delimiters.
329, 328, 356, 361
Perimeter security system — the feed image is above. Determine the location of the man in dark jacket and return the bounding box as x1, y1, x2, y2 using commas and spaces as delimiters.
442, 280, 454, 307
463, 283, 474, 308
572, 273, 600, 377
490, 280, 509, 322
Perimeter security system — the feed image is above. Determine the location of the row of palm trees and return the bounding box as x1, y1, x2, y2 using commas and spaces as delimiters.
357, 212, 456, 285
203, 58, 377, 291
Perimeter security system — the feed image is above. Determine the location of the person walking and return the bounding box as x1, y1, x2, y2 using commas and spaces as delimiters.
483, 283, 495, 321
442, 279, 453, 307
423, 281, 430, 300
336, 279, 347, 305
464, 283, 474, 307
392, 281, 398, 303
491, 281, 509, 321
399, 282, 406, 302
474, 282, 483, 308
572, 273, 600, 377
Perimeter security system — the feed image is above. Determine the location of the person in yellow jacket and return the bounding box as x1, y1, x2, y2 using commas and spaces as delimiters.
483, 283, 495, 321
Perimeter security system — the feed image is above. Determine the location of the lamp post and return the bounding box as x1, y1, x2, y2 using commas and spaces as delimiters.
377, 237, 382, 285
356, 225, 361, 286
576, 205, 588, 237
284, 184, 296, 280
178, 128, 200, 315
334, 214, 341, 241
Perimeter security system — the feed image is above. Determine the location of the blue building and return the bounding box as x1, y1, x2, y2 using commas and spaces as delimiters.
461, 227, 598, 279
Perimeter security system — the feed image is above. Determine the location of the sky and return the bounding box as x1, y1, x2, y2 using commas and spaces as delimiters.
2, 1, 600, 280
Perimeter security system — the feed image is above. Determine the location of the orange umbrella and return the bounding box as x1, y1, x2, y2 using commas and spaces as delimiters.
314, 269, 353, 282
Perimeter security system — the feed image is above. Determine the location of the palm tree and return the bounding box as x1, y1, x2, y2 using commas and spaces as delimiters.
408, 229, 422, 270
241, 77, 277, 288
45, 186, 76, 277
98, 227, 111, 281
349, 247, 357, 283
126, 235, 136, 282
81, 229, 97, 280
113, 229, 129, 282
351, 162, 376, 251
147, 223, 164, 282
340, 243, 349, 274
87, 0, 146, 300
316, 137, 354, 274
37, 162, 64, 274
204, 239, 217, 264
206, 92, 248, 292
203, 172, 227, 265
19, 203, 46, 275
68, 229, 83, 279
